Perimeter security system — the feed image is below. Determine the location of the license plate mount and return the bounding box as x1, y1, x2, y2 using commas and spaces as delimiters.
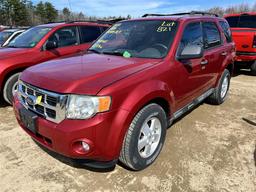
19, 108, 38, 134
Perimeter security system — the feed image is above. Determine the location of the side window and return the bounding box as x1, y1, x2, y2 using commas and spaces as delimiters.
101, 27, 109, 32
49, 26, 78, 48
219, 21, 232, 43
203, 22, 221, 49
80, 26, 101, 43
178, 22, 203, 55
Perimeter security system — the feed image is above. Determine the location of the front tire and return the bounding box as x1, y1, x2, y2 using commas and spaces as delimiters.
119, 103, 167, 171
206, 69, 230, 105
3, 73, 20, 105
251, 61, 256, 76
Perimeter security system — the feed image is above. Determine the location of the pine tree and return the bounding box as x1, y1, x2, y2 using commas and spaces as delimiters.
44, 2, 57, 23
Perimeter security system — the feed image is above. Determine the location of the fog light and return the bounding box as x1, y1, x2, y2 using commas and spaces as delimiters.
81, 142, 90, 152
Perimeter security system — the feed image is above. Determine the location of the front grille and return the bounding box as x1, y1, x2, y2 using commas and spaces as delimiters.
18, 81, 68, 123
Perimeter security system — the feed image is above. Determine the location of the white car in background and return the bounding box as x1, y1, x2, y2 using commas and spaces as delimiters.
0, 29, 25, 47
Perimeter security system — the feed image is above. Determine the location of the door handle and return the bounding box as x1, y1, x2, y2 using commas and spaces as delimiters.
221, 51, 227, 56
201, 60, 208, 65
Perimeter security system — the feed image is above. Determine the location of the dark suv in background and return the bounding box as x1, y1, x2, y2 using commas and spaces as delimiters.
0, 21, 110, 104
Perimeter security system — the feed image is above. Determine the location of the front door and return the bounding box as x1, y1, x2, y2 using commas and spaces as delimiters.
44, 26, 82, 60
172, 21, 207, 109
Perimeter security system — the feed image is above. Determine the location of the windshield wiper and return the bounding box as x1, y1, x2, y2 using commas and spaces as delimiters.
102, 51, 124, 56
7, 45, 19, 48
88, 49, 102, 54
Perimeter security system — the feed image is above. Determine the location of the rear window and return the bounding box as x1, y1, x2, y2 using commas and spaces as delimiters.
226, 15, 256, 28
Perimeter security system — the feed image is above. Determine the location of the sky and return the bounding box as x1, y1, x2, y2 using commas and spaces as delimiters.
32, 0, 255, 17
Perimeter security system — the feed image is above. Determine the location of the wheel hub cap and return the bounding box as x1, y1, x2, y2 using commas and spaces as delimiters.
221, 76, 229, 99
138, 117, 162, 158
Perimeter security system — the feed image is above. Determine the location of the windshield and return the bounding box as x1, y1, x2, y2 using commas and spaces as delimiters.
0, 31, 13, 45
89, 20, 178, 59
8, 27, 52, 48
226, 15, 256, 28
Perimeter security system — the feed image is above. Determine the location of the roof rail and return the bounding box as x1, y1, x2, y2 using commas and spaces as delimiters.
142, 11, 219, 18
66, 18, 125, 25
46, 21, 66, 24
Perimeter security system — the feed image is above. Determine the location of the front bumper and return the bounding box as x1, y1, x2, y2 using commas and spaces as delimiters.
13, 95, 129, 162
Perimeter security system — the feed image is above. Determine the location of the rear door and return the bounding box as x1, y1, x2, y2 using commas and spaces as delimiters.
200, 21, 226, 88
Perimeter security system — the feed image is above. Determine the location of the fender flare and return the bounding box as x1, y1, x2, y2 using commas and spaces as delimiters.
104, 80, 175, 158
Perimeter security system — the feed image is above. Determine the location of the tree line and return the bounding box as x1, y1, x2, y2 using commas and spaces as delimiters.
0, 0, 256, 27
0, 0, 129, 27
208, 2, 256, 17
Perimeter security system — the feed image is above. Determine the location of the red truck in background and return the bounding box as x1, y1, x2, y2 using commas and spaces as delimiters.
225, 12, 256, 75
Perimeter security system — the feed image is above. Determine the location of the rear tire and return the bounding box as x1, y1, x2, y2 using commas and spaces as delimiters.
119, 103, 167, 170
251, 61, 256, 76
206, 69, 230, 105
3, 73, 20, 105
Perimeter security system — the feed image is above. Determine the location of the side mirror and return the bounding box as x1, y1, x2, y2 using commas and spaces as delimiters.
45, 41, 58, 50
177, 45, 203, 60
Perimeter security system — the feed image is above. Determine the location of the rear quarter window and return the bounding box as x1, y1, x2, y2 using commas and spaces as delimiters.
219, 21, 232, 43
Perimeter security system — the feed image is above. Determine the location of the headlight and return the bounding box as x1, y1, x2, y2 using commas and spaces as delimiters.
66, 95, 111, 119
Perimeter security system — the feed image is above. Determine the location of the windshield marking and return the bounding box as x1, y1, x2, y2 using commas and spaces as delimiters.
157, 21, 176, 32
90, 20, 178, 59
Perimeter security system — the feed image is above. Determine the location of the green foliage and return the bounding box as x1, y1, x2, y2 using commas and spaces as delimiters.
0, 0, 58, 26
35, 1, 57, 23
62, 7, 71, 20
0, 0, 29, 26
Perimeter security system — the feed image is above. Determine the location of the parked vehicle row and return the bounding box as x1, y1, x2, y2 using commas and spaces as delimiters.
11, 11, 236, 170
0, 11, 253, 170
0, 21, 110, 104
0, 29, 25, 47
225, 12, 256, 75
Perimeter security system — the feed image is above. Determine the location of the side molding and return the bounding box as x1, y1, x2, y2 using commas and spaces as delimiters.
169, 88, 214, 124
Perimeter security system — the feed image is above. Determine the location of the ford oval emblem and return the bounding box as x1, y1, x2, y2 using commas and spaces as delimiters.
26, 96, 36, 106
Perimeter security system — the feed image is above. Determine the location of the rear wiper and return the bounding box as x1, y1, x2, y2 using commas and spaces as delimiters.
88, 49, 102, 54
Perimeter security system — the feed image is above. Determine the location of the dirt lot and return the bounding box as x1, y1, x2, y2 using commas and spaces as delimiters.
0, 73, 255, 192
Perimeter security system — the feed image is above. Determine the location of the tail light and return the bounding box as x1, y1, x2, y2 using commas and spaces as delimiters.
253, 35, 256, 48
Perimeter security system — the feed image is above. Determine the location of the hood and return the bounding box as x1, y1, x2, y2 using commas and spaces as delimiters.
21, 53, 160, 95
0, 48, 32, 60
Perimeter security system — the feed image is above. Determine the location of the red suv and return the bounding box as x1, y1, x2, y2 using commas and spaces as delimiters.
13, 12, 235, 170
0, 21, 110, 104
225, 12, 256, 75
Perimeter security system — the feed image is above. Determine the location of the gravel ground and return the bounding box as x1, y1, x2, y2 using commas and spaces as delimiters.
0, 73, 255, 192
